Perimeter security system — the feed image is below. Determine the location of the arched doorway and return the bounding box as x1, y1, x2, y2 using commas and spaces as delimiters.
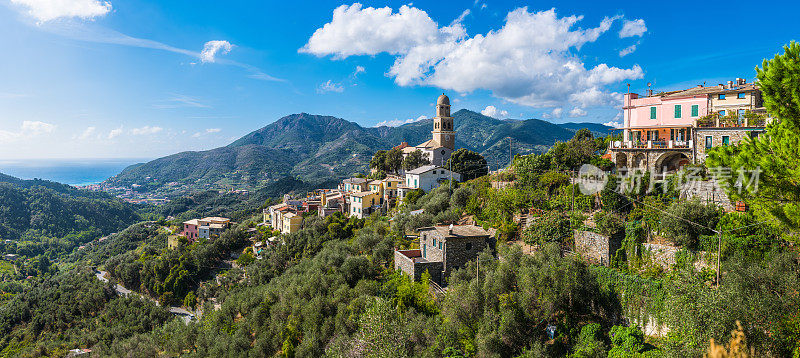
615, 152, 628, 169
655, 152, 690, 174
633, 153, 647, 169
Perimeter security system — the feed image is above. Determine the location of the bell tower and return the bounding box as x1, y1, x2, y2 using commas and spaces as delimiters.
432, 93, 455, 150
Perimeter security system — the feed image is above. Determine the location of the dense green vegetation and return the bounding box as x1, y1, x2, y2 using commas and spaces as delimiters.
5, 42, 800, 358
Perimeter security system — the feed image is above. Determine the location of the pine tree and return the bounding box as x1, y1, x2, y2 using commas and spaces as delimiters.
708, 42, 800, 233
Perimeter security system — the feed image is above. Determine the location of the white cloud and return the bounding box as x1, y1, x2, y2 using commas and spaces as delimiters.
75, 126, 96, 140
205, 128, 221, 133
603, 121, 622, 128
542, 107, 563, 119
619, 44, 637, 57
200, 40, 233, 63
0, 120, 56, 141
619, 19, 647, 38
568, 107, 587, 117
302, 6, 643, 109
153, 94, 210, 109
130, 126, 163, 135
317, 80, 345, 93
107, 127, 122, 139
353, 65, 366, 77
481, 105, 509, 119
11, 0, 112, 22
375, 115, 427, 127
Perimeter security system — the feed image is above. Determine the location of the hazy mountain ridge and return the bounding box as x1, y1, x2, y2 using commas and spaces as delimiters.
106, 110, 612, 191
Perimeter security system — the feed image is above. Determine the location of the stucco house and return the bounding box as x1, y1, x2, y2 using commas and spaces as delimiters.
404, 165, 461, 192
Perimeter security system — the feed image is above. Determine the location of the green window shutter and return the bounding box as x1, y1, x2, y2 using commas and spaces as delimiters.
650, 107, 656, 119
691, 105, 699, 117
674, 105, 681, 118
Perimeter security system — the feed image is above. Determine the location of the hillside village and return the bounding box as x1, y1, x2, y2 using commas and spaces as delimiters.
3, 65, 800, 356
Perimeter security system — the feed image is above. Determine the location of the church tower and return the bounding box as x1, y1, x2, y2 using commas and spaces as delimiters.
432, 93, 455, 150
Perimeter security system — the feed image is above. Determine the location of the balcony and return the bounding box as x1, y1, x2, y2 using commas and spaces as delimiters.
610, 139, 692, 150
696, 110, 769, 128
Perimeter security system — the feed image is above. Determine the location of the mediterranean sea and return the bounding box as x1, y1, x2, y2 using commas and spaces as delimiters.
0, 158, 150, 186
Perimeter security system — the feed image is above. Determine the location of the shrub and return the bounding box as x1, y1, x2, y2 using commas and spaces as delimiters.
660, 199, 721, 249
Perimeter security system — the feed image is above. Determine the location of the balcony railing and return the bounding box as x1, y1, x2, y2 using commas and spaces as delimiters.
611, 140, 693, 150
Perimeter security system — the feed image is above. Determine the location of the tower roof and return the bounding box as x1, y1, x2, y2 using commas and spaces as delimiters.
437, 93, 450, 106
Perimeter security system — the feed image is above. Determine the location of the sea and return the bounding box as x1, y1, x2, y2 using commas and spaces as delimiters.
0, 158, 150, 186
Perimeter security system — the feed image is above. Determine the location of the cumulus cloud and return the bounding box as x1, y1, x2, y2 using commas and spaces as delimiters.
0, 120, 56, 141
603, 121, 622, 128
542, 107, 563, 119
200, 40, 233, 63
568, 107, 587, 117
205, 128, 221, 133
11, 0, 111, 22
302, 5, 643, 109
619, 44, 637, 57
317, 80, 345, 93
619, 19, 647, 38
375, 115, 427, 127
481, 105, 509, 119
130, 125, 162, 135
353, 65, 366, 77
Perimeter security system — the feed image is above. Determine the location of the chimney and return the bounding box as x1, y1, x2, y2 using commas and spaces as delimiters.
718, 84, 724, 90
448, 223, 454, 235
727, 80, 734, 88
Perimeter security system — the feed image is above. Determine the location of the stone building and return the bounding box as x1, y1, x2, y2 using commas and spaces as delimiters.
394, 224, 492, 285
609, 78, 769, 173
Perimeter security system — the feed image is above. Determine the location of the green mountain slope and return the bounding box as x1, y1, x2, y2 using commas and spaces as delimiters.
0, 174, 140, 241
107, 110, 612, 191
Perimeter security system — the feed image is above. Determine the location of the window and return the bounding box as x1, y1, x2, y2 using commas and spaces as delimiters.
705, 136, 713, 149
650, 106, 656, 119
691, 105, 699, 117
466, 243, 473, 250
738, 109, 746, 118
433, 238, 437, 247
438, 241, 442, 249
738, 92, 746, 99
719, 94, 726, 100
720, 110, 726, 116
722, 136, 730, 146
674, 105, 681, 118
423, 244, 426, 258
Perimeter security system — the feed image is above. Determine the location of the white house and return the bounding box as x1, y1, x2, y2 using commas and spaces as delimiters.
404, 165, 461, 192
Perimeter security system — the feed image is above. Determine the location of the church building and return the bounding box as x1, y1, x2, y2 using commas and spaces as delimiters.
401, 94, 456, 166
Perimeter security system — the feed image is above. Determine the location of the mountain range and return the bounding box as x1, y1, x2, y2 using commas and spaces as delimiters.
105, 109, 612, 191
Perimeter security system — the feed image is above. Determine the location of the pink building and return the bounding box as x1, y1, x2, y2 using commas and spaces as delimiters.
181, 219, 200, 240
610, 78, 768, 173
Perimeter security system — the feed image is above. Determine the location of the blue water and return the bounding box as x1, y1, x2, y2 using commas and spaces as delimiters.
0, 158, 149, 186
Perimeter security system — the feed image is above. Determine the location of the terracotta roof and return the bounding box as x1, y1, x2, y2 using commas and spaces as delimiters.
662, 83, 759, 98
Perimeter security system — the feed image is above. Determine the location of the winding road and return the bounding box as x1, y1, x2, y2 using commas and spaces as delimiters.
94, 269, 195, 323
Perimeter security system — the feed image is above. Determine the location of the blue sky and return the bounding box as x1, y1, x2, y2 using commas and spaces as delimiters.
0, 0, 797, 159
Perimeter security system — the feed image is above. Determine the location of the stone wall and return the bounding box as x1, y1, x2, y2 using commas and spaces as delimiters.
694, 128, 757, 163
574, 231, 620, 266
393, 250, 444, 285
443, 236, 488, 278
679, 179, 733, 211
642, 243, 712, 271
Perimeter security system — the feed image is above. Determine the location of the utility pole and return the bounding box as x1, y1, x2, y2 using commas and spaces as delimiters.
571, 169, 576, 228
716, 230, 722, 287
449, 158, 452, 192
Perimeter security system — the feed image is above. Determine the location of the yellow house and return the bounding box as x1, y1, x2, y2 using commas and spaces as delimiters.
349, 191, 381, 219
381, 177, 402, 200
282, 212, 303, 234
